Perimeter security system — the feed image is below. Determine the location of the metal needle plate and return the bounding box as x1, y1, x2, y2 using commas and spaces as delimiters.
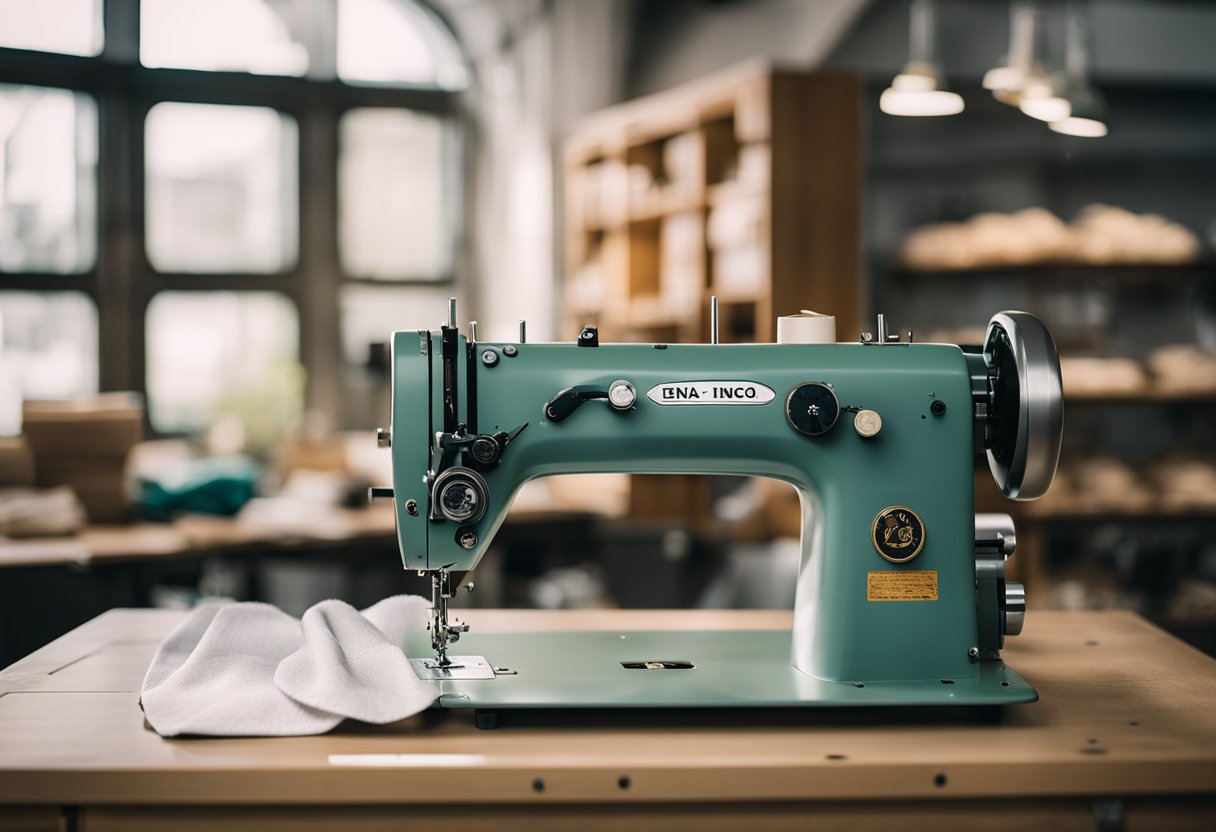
410, 655, 496, 681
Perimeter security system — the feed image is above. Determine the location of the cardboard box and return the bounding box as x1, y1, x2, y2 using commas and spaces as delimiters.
0, 437, 36, 487
22, 394, 143, 459
21, 394, 144, 523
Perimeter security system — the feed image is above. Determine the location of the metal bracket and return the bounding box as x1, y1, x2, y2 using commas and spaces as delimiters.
860, 313, 912, 345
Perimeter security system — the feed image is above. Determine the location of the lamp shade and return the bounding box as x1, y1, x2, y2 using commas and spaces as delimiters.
1049, 84, 1107, 137
983, 63, 1036, 105
1019, 71, 1071, 122
880, 62, 964, 117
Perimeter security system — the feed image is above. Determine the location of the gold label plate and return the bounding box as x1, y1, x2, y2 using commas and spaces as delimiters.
867, 570, 938, 601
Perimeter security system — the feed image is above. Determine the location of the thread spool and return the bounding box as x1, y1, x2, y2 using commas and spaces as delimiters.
777, 310, 837, 344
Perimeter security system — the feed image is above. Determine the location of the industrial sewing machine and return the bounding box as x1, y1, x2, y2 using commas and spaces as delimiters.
372, 301, 1062, 715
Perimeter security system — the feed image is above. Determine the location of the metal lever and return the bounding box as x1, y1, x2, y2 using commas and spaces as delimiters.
544, 381, 636, 422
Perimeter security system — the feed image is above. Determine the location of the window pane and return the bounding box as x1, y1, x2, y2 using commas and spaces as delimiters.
0, 292, 98, 435
340, 285, 455, 366
145, 103, 298, 274
140, 0, 313, 76
339, 109, 453, 280
337, 0, 469, 90
145, 292, 301, 434
0, 0, 102, 57
0, 85, 97, 274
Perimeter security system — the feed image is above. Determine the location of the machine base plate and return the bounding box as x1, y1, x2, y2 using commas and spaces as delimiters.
425, 630, 1037, 711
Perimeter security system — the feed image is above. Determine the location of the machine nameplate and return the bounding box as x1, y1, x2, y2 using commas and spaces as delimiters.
646, 381, 775, 406
867, 571, 939, 601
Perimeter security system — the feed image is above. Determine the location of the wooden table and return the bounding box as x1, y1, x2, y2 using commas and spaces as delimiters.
0, 505, 401, 569
0, 507, 406, 669
1, 609, 1214, 831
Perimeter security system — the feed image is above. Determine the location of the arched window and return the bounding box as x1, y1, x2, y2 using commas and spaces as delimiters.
0, 0, 468, 435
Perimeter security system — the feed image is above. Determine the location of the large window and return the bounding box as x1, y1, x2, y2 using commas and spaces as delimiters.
0, 1, 103, 58
145, 102, 299, 274
0, 0, 466, 435
0, 84, 97, 274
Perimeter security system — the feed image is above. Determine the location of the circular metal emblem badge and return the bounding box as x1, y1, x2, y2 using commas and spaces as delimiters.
872, 506, 925, 563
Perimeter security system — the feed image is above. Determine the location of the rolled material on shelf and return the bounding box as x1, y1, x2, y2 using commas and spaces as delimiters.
899, 204, 1202, 270
777, 311, 836, 344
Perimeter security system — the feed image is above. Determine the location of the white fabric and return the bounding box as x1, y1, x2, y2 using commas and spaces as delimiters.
140, 595, 437, 737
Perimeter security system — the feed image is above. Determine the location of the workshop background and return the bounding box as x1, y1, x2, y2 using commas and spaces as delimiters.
2, 0, 1214, 668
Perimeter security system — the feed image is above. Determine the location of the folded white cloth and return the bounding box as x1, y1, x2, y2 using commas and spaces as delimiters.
140, 595, 438, 737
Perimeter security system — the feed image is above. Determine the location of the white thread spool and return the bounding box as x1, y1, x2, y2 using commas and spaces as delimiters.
777, 310, 836, 344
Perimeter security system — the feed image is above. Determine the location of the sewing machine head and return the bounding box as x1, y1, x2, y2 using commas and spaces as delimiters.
375, 302, 1062, 706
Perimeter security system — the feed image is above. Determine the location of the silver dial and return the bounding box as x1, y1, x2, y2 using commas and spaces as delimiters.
608, 379, 636, 410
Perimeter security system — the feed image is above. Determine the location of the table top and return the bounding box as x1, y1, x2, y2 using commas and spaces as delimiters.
0, 506, 600, 569
0, 505, 400, 569
1, 608, 1214, 806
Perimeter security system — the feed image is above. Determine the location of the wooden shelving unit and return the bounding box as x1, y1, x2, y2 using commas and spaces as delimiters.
561, 62, 863, 524
563, 62, 862, 344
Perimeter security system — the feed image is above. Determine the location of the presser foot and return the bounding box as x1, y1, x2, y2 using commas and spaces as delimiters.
428, 566, 472, 669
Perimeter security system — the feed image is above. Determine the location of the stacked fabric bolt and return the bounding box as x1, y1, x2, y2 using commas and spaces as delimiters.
1147, 456, 1216, 511
1070, 204, 1202, 265
1059, 356, 1147, 396
900, 204, 1202, 270
900, 208, 1071, 270
1146, 344, 1216, 394
1034, 455, 1155, 514
1036, 454, 1216, 514
0, 486, 86, 537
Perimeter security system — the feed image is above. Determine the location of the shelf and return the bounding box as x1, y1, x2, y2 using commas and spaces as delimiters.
706, 181, 764, 208
1064, 387, 1216, 404
627, 193, 704, 226
889, 261, 1214, 283
1023, 504, 1216, 524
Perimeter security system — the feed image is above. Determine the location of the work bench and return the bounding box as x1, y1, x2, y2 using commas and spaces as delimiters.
1, 609, 1214, 831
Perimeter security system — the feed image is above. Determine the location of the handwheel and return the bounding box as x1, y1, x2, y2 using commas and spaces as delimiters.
983, 311, 1064, 500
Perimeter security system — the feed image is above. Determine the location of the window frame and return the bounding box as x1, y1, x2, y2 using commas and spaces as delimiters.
0, 0, 467, 425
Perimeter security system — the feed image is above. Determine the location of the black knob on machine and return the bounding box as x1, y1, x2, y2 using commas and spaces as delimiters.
470, 436, 500, 464
785, 382, 840, 437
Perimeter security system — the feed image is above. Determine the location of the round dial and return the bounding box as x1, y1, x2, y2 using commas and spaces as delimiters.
786, 382, 840, 437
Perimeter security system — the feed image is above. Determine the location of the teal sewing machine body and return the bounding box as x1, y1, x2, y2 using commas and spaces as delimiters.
382, 310, 1062, 712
